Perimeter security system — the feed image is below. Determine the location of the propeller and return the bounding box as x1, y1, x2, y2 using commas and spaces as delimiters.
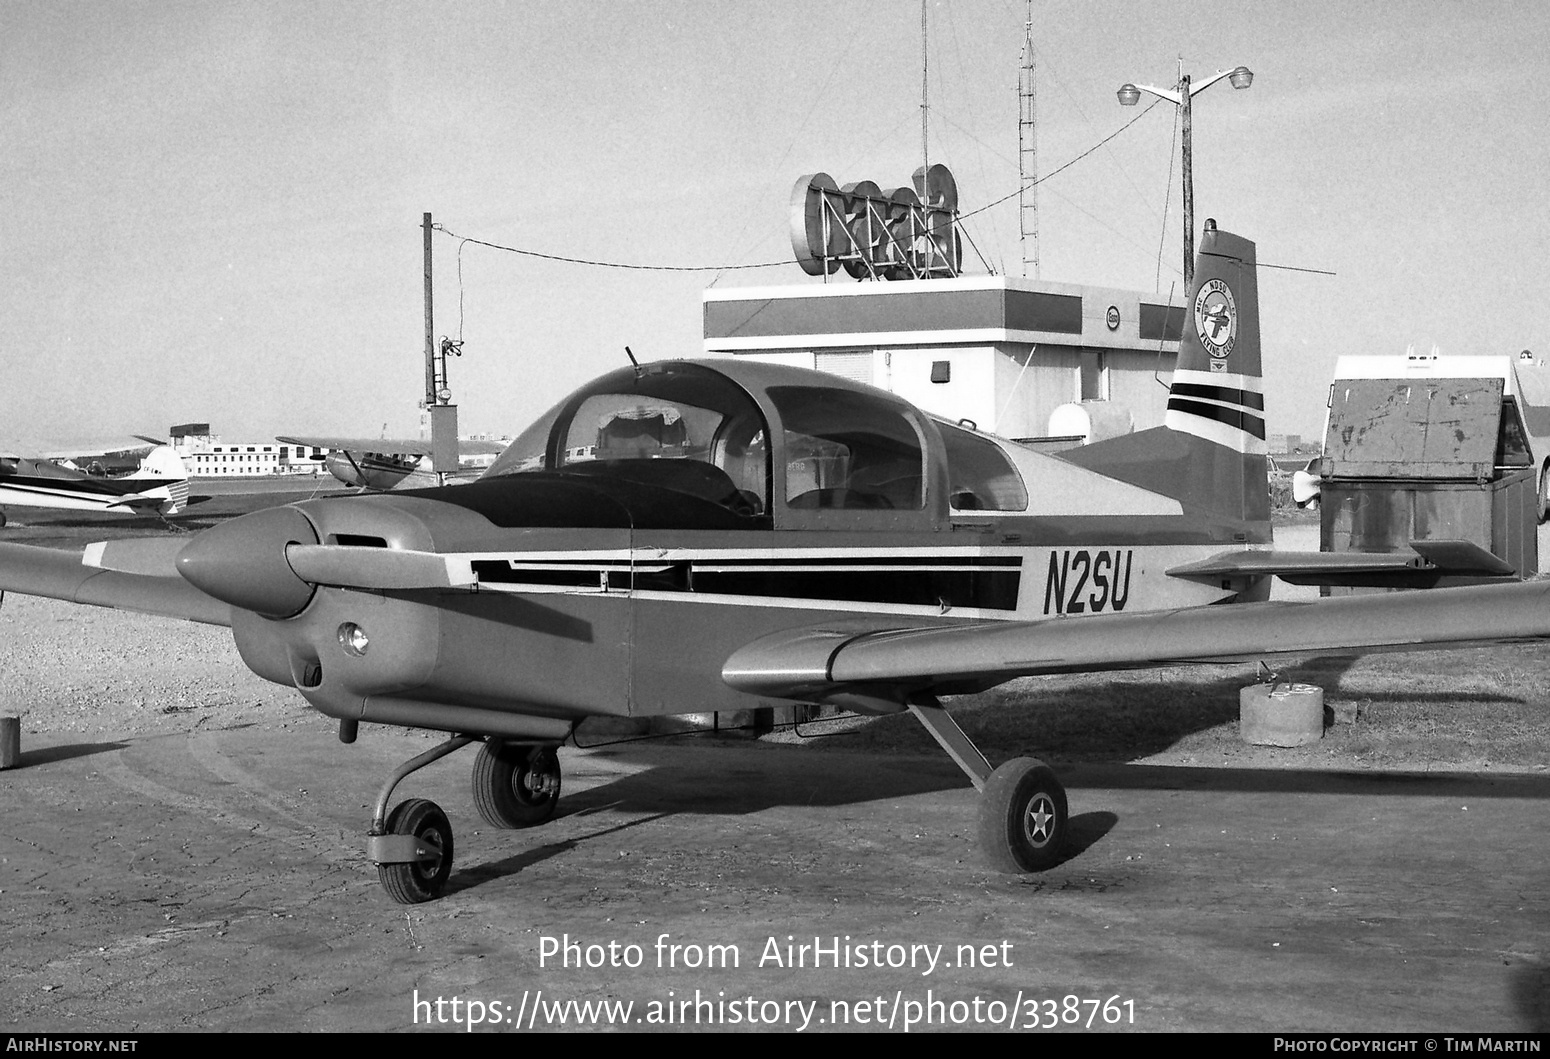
88, 506, 475, 619
176, 506, 319, 618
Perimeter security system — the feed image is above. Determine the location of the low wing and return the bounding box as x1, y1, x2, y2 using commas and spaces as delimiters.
1168, 542, 1516, 585
277, 436, 507, 457
0, 541, 230, 626
722, 581, 1550, 713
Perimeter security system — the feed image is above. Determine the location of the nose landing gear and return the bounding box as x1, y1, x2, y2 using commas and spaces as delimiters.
366, 734, 566, 903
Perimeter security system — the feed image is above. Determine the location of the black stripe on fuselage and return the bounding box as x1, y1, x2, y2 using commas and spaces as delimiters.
471, 557, 1022, 610
1169, 382, 1265, 411
1166, 397, 1267, 440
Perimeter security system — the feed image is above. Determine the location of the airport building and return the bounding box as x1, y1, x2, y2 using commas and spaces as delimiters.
704, 169, 1183, 443
168, 423, 330, 477
704, 275, 1183, 443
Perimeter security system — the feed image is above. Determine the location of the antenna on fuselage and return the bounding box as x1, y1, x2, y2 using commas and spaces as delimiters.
625, 345, 643, 380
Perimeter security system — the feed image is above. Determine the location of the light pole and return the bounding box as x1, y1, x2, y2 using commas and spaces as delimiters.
1118, 63, 1252, 291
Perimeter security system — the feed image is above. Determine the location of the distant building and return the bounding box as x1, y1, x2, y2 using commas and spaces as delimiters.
169, 424, 330, 477
166, 425, 514, 477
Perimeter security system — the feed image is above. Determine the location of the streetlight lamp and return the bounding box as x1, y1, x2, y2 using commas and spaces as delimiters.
1118, 63, 1253, 291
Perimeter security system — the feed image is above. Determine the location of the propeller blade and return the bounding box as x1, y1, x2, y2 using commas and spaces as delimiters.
82, 537, 190, 578
285, 544, 475, 591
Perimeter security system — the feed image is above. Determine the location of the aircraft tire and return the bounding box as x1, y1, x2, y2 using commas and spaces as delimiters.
977, 757, 1068, 874
472, 741, 561, 829
0, 510, 7, 528
377, 798, 454, 904
1538, 463, 1549, 524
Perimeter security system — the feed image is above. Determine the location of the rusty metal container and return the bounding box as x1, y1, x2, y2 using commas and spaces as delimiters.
1319, 376, 1538, 591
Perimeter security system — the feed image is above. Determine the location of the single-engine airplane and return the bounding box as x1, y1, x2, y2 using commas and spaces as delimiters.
0, 443, 192, 527
276, 435, 507, 491
3, 224, 1549, 904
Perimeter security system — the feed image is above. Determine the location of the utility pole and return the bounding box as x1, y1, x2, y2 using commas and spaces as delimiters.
422, 212, 457, 485
423, 213, 436, 409
1179, 68, 1195, 291
1117, 63, 1253, 292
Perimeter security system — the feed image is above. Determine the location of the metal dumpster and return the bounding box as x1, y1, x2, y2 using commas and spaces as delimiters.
1318, 376, 1538, 591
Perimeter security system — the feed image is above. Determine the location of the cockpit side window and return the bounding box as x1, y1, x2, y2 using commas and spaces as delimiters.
935, 421, 1029, 511
767, 385, 925, 511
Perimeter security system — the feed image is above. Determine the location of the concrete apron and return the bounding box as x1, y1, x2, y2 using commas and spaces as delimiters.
1, 721, 1546, 1033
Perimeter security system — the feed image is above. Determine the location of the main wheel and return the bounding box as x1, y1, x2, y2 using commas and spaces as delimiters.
1538, 463, 1549, 524
472, 741, 561, 828
378, 798, 454, 904
977, 757, 1068, 873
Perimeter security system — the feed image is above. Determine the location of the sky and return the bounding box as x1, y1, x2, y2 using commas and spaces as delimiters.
4, 0, 1548, 451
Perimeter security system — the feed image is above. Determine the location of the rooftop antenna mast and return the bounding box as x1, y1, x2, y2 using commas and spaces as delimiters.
920, 0, 930, 201
1017, 0, 1039, 279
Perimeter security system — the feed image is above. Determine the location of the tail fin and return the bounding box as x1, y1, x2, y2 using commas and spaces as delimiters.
1060, 221, 1270, 536
127, 445, 189, 483
1162, 221, 1266, 454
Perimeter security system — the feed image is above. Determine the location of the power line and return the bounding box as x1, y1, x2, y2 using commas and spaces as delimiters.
432, 224, 788, 272
430, 100, 1348, 280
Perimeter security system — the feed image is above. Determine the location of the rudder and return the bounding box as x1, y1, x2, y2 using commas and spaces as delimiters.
1162, 220, 1266, 455
1060, 220, 1270, 536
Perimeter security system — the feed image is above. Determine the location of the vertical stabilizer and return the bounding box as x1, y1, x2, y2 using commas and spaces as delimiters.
1060, 222, 1270, 537
130, 446, 190, 483
1162, 222, 1265, 455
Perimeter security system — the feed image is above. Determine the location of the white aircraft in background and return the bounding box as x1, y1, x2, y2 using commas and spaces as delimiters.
277, 435, 507, 491
0, 444, 191, 526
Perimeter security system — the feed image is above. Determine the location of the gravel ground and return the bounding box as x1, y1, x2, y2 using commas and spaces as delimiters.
0, 594, 305, 739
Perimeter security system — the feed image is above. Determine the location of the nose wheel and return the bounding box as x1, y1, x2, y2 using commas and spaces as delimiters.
376, 798, 454, 904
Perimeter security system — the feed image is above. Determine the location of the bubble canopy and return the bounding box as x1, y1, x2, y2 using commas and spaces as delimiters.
484, 360, 946, 526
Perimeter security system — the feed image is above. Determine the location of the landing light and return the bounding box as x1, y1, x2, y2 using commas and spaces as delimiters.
338, 622, 370, 656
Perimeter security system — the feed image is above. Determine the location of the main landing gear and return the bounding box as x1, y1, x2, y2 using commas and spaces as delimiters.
908, 697, 1070, 874
367, 735, 565, 904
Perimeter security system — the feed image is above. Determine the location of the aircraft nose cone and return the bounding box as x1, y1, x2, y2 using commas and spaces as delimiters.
177, 505, 320, 618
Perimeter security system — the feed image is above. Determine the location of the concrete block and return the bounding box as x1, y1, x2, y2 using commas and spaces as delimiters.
1239, 683, 1324, 747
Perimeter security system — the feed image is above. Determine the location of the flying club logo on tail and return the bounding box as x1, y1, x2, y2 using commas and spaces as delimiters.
1163, 220, 1267, 457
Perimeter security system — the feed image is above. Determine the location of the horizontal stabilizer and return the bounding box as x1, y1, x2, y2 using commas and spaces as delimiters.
1167, 541, 1515, 585
722, 580, 1550, 707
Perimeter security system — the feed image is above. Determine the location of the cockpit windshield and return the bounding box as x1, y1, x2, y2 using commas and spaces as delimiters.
483, 364, 771, 517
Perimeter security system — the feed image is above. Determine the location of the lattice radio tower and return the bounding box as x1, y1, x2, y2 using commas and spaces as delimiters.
1017, 3, 1039, 279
